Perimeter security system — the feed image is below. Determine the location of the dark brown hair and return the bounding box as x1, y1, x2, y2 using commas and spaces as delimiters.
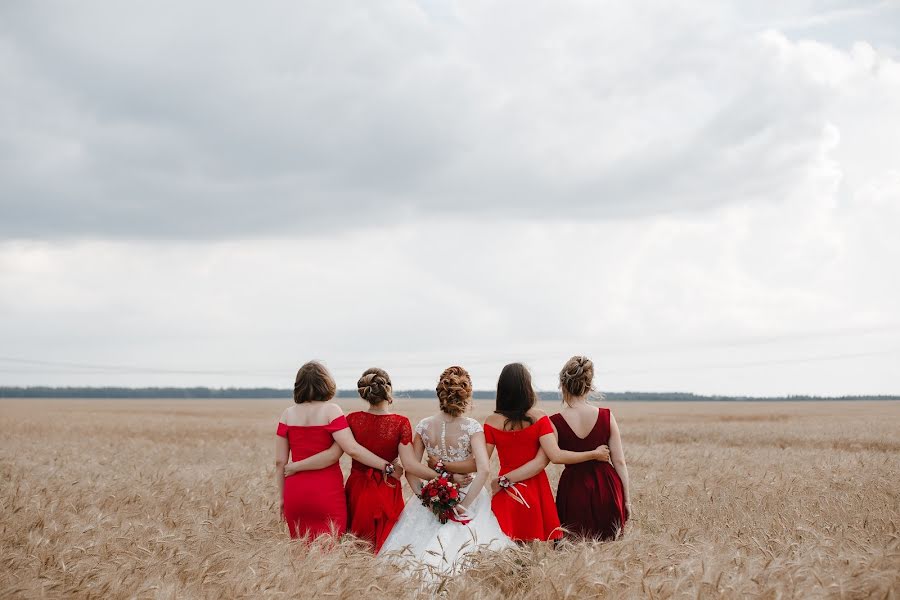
357, 367, 392, 405
436, 366, 472, 416
559, 355, 594, 401
495, 363, 537, 430
293, 361, 337, 404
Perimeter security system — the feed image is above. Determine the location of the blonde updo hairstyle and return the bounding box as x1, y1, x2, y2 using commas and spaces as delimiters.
436, 366, 472, 417
357, 367, 393, 405
559, 355, 594, 403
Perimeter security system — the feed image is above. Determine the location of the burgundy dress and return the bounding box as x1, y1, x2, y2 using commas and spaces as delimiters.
345, 411, 412, 552
277, 415, 349, 538
550, 409, 627, 540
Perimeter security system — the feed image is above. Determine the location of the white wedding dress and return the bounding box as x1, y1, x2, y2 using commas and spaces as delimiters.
378, 415, 514, 574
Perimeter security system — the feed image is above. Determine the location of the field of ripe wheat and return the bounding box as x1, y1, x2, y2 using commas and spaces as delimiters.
1, 398, 898, 599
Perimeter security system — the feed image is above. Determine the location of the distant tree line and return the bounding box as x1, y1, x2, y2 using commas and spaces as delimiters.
0, 386, 295, 399
0, 386, 897, 402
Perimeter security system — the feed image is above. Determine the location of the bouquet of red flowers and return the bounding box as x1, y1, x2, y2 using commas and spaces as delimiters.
419, 476, 467, 524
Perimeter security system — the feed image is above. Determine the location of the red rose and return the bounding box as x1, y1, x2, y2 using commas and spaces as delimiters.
438, 477, 448, 486
429, 488, 439, 497
449, 489, 459, 499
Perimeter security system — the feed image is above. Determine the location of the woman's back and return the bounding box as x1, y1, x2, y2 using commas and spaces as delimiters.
551, 405, 607, 450
346, 411, 411, 469
279, 402, 346, 462
344, 411, 411, 551
281, 401, 340, 426
415, 414, 482, 462
484, 411, 552, 473
484, 410, 562, 542
277, 401, 349, 538
551, 407, 625, 540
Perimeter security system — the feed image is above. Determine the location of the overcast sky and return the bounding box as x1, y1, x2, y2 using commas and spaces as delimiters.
1, 1, 899, 396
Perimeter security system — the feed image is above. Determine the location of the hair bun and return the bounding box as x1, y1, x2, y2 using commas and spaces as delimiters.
436, 366, 472, 416
357, 368, 392, 405
559, 355, 594, 399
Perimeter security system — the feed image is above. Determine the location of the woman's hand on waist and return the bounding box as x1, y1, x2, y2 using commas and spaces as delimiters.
452, 472, 473, 486
593, 445, 611, 462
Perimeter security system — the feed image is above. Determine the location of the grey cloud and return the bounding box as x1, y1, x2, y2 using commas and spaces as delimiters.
0, 1, 894, 239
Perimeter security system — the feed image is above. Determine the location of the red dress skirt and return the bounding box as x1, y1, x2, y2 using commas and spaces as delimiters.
485, 415, 563, 541
551, 409, 627, 540
344, 411, 412, 552
278, 415, 349, 538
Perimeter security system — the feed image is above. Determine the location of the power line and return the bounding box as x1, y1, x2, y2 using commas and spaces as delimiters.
1, 346, 897, 378
0, 356, 283, 377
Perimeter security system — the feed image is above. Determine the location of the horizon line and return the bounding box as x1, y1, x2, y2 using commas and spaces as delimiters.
1, 385, 898, 401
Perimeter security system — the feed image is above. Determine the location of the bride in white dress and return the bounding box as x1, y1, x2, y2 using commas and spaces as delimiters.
379, 366, 514, 573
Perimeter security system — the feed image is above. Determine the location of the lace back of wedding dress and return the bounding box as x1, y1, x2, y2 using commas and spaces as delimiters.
415, 415, 483, 463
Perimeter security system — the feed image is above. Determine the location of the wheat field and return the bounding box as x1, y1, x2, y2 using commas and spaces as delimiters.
1, 398, 898, 599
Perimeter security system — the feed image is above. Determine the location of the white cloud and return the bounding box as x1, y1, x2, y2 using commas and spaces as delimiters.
3, 1, 892, 235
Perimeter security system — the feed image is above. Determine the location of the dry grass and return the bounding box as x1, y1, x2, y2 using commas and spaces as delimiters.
1, 398, 899, 599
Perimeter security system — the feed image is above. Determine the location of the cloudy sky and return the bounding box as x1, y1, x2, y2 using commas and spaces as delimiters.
1, 1, 899, 396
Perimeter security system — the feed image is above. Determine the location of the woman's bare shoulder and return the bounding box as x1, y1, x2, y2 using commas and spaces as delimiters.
527, 408, 547, 419
322, 401, 344, 418
484, 413, 506, 427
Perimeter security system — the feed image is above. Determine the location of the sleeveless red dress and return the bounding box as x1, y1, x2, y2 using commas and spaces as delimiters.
345, 411, 412, 552
277, 415, 349, 539
484, 415, 563, 541
550, 409, 627, 540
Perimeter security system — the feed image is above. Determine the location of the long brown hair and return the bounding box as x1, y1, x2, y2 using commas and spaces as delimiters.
495, 363, 537, 430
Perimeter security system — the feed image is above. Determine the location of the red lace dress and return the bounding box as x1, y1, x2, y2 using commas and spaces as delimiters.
551, 409, 627, 540
485, 415, 563, 541
277, 415, 349, 539
345, 411, 413, 552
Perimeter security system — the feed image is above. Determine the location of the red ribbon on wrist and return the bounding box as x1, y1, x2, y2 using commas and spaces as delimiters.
448, 512, 471, 525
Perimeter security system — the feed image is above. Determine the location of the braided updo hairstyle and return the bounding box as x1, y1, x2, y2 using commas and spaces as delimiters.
357, 367, 392, 405
436, 366, 472, 417
559, 355, 594, 402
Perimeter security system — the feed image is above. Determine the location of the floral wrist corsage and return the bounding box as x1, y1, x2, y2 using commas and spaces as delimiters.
434, 460, 450, 479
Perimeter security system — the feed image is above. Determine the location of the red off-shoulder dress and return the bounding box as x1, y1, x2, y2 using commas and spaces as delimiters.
277, 415, 349, 539
485, 415, 563, 541
551, 409, 627, 540
344, 411, 412, 552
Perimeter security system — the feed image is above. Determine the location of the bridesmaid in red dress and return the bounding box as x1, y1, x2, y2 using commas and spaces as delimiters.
551, 355, 631, 540
440, 363, 609, 542
274, 361, 403, 539
285, 367, 446, 550
345, 368, 448, 551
